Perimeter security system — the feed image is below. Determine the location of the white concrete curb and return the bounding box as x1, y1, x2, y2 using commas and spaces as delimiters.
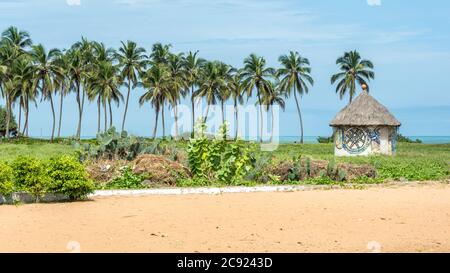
89, 185, 328, 197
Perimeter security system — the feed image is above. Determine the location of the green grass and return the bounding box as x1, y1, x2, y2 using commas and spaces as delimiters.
0, 143, 75, 161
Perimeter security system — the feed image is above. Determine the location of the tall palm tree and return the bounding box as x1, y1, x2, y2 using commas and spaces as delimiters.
183, 51, 205, 137
229, 71, 245, 140
31, 44, 63, 142
139, 65, 170, 139
167, 53, 187, 139
72, 37, 95, 137
277, 51, 314, 144
116, 40, 146, 132
53, 51, 70, 138
217, 62, 233, 124
66, 48, 88, 140
88, 61, 123, 133
10, 55, 36, 137
331, 50, 375, 104
241, 54, 275, 143
1, 27, 31, 138
262, 81, 286, 142
195, 61, 226, 123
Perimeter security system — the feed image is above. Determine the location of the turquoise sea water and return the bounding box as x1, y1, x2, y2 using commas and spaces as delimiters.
276, 136, 450, 144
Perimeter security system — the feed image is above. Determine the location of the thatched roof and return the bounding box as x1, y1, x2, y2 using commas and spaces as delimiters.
330, 91, 401, 127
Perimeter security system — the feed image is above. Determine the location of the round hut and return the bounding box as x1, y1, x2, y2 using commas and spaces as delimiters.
329, 85, 401, 156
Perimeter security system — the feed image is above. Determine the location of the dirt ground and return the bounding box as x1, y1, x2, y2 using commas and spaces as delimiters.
1, 182, 450, 253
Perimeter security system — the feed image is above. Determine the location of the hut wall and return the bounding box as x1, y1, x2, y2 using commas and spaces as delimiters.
334, 126, 396, 157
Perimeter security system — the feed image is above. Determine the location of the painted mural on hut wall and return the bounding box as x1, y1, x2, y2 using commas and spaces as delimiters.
334, 126, 398, 156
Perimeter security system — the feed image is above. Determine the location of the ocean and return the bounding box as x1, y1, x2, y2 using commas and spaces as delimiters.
275, 136, 450, 144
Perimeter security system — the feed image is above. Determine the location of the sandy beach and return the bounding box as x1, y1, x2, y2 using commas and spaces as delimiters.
1, 182, 450, 253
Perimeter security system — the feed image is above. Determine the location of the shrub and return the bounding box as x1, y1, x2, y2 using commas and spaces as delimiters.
46, 155, 94, 200
0, 162, 14, 195
105, 166, 144, 189
188, 122, 253, 185
11, 156, 50, 198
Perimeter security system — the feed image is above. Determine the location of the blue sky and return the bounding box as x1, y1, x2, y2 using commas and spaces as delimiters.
1, 0, 450, 137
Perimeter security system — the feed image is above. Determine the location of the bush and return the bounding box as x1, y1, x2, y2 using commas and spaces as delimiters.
0, 162, 14, 195
46, 155, 94, 200
188, 122, 253, 185
105, 166, 144, 189
397, 133, 422, 143
11, 156, 50, 198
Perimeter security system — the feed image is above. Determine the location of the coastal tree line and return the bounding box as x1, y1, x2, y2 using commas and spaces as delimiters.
0, 26, 375, 142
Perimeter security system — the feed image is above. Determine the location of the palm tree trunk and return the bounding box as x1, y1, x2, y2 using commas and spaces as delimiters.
5, 92, 10, 138
76, 82, 82, 140
18, 98, 22, 134
103, 101, 107, 132
221, 101, 225, 124
257, 90, 263, 143
57, 88, 64, 138
22, 96, 28, 136
24, 95, 29, 137
97, 96, 101, 134
270, 106, 274, 142
121, 79, 131, 132
49, 92, 56, 142
173, 104, 179, 139
191, 87, 195, 138
293, 86, 304, 144
204, 103, 210, 123
108, 100, 113, 128
161, 102, 165, 138
152, 107, 159, 139
234, 99, 238, 140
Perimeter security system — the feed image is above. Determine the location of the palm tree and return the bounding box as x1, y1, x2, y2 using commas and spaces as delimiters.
1, 27, 31, 138
72, 37, 95, 137
167, 53, 187, 139
65, 48, 88, 140
217, 63, 233, 124
277, 51, 314, 144
241, 54, 275, 143
262, 81, 286, 142
10, 55, 36, 137
229, 71, 245, 140
139, 65, 170, 139
116, 40, 146, 132
88, 61, 123, 133
183, 51, 205, 137
195, 61, 226, 123
53, 51, 70, 138
331, 50, 375, 104
31, 44, 63, 142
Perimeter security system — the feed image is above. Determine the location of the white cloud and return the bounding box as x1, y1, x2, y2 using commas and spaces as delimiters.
367, 0, 381, 6
66, 0, 81, 6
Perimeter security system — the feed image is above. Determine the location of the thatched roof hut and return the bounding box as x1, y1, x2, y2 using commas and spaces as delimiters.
330, 85, 401, 156
330, 90, 400, 127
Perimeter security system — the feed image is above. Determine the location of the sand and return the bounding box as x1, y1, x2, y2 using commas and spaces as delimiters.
1, 182, 450, 253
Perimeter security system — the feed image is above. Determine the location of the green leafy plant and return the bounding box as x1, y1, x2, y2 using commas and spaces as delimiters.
188, 121, 253, 185
0, 162, 14, 195
46, 155, 94, 200
105, 166, 144, 189
11, 156, 50, 198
